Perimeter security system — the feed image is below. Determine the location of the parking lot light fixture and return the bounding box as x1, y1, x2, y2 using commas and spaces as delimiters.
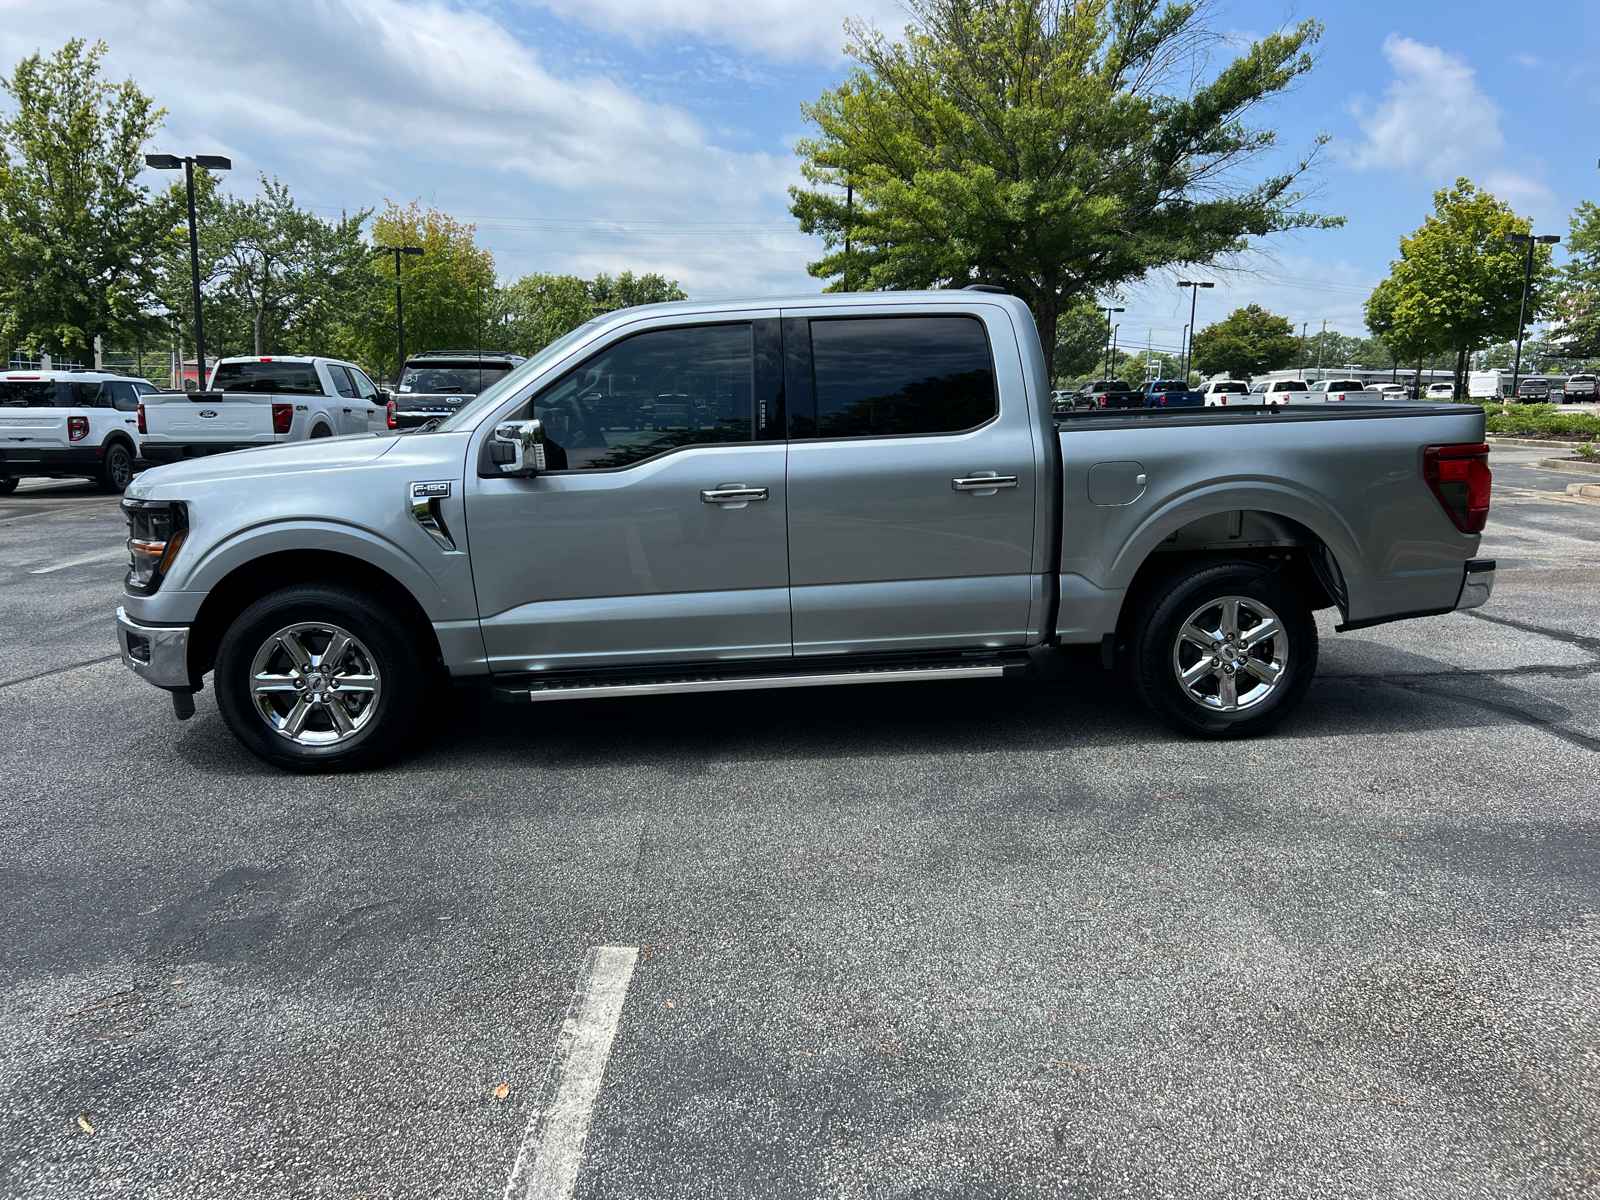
1176, 281, 1214, 381
379, 245, 425, 379
1504, 231, 1561, 399
1095, 305, 1124, 377
144, 153, 232, 389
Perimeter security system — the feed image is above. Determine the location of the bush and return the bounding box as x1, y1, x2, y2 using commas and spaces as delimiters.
1485, 404, 1600, 438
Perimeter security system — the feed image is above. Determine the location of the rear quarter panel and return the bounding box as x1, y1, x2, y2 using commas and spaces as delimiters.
1055, 404, 1487, 635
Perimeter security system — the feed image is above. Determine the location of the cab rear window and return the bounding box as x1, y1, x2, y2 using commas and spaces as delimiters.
212, 361, 326, 395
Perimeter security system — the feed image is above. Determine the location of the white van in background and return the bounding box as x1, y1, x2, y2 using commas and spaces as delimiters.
1468, 371, 1508, 400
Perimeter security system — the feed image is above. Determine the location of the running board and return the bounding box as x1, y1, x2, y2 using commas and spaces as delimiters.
491, 658, 1026, 704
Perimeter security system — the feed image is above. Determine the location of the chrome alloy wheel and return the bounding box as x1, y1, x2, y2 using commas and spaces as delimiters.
248, 622, 382, 745
1170, 595, 1288, 713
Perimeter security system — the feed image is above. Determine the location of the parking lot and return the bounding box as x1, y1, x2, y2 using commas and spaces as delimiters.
2, 445, 1597, 1199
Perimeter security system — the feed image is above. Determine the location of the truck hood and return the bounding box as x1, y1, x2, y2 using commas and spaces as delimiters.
129, 434, 399, 496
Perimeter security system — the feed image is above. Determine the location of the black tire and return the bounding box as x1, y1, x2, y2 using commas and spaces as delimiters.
310, 424, 332, 439
96, 440, 135, 493
0, 476, 17, 495
1128, 561, 1318, 739
214, 584, 425, 772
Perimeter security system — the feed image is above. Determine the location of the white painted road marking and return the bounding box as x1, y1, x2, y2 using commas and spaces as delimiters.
503, 945, 639, 1200
28, 547, 127, 574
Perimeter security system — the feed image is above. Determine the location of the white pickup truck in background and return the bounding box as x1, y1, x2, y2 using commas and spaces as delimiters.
139, 356, 386, 463
0, 370, 164, 492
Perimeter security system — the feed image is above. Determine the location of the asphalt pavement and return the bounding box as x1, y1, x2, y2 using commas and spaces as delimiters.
1, 449, 1597, 1199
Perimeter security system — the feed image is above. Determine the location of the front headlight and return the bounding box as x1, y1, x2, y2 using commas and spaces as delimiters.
123, 499, 188, 594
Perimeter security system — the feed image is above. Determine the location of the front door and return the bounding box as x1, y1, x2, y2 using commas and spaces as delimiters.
466, 317, 790, 673
782, 310, 1039, 656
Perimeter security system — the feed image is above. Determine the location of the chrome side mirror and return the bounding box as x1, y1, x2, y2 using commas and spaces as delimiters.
488, 418, 546, 476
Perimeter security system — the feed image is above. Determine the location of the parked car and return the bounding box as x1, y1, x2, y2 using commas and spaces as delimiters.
1468, 370, 1509, 400
388, 350, 527, 430
1143, 379, 1204, 408
1561, 373, 1596, 403
1084, 379, 1143, 409
1199, 380, 1251, 405
1366, 383, 1410, 401
1249, 379, 1309, 404
116, 290, 1497, 771
138, 356, 386, 463
1307, 379, 1370, 403
0, 370, 161, 493
1514, 378, 1552, 403
1426, 382, 1457, 399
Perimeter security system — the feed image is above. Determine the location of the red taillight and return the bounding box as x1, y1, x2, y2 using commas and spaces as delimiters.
1424, 444, 1491, 534
386, 399, 397, 429
137, 402, 147, 434
68, 415, 89, 441
271, 402, 293, 434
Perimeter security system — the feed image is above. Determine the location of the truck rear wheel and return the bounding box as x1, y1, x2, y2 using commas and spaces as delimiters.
0, 476, 17, 495
214, 584, 424, 772
96, 441, 134, 493
1128, 561, 1317, 738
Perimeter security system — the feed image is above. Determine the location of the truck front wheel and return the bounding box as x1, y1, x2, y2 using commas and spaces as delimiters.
214, 584, 425, 772
1129, 561, 1317, 738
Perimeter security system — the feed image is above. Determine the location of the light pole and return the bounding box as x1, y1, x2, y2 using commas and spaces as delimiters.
1176, 281, 1214, 381
144, 152, 231, 389
379, 245, 424, 380
1504, 231, 1560, 399
1096, 306, 1124, 377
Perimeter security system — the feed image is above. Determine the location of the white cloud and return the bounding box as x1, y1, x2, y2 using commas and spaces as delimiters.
1348, 35, 1504, 176
528, 0, 907, 62
0, 0, 820, 295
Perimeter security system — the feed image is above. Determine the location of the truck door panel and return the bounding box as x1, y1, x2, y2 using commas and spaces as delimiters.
783, 312, 1037, 655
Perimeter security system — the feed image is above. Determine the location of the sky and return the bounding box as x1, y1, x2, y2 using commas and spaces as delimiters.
0, 0, 1595, 359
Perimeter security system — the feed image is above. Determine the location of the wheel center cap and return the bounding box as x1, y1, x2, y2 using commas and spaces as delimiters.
307, 673, 326, 690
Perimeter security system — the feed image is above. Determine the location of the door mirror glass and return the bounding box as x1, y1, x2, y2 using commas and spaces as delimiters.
488, 418, 546, 476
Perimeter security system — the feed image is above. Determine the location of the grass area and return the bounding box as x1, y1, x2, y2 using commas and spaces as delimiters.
1470, 401, 1600, 439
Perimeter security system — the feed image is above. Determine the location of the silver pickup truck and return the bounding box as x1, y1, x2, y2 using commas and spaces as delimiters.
114, 292, 1495, 771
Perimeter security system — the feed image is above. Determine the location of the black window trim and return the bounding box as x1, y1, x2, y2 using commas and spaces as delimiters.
506, 318, 764, 477
784, 311, 1002, 445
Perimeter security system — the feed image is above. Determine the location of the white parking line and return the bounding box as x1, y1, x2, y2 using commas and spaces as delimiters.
27, 547, 127, 574
503, 945, 639, 1200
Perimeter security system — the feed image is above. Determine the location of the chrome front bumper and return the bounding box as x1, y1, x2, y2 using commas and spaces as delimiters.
116, 606, 191, 689
1455, 559, 1496, 611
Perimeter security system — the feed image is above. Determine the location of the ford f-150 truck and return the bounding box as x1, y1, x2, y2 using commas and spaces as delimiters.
139, 355, 385, 462
114, 291, 1495, 771
1143, 379, 1204, 408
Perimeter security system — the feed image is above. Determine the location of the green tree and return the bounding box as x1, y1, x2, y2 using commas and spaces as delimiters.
0, 39, 172, 360
789, 0, 1341, 356
1190, 304, 1298, 379
1560, 200, 1600, 357
1052, 302, 1114, 383
588, 270, 686, 312
344, 200, 498, 379
498, 269, 689, 357
1363, 179, 1555, 395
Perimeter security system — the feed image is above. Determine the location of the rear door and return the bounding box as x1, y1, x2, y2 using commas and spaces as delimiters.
781, 308, 1038, 657
466, 314, 791, 673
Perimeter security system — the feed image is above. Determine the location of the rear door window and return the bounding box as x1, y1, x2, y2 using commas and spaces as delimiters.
211, 361, 327, 395
109, 381, 140, 411
802, 315, 996, 439
327, 365, 357, 398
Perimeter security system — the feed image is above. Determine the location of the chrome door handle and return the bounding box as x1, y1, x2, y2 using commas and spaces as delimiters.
701, 486, 769, 503
952, 475, 1019, 491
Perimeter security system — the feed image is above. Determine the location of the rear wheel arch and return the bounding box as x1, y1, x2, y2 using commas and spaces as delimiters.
187, 549, 444, 688
1113, 509, 1347, 646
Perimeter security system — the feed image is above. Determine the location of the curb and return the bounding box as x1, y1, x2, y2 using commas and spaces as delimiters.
1538, 457, 1600, 476
1487, 437, 1589, 450
1567, 482, 1600, 499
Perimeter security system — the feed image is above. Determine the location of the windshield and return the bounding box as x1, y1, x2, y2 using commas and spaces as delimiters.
398, 365, 512, 395
435, 323, 600, 433
212, 361, 325, 395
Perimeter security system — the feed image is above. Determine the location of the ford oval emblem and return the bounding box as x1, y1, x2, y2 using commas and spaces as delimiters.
198, 409, 218, 418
